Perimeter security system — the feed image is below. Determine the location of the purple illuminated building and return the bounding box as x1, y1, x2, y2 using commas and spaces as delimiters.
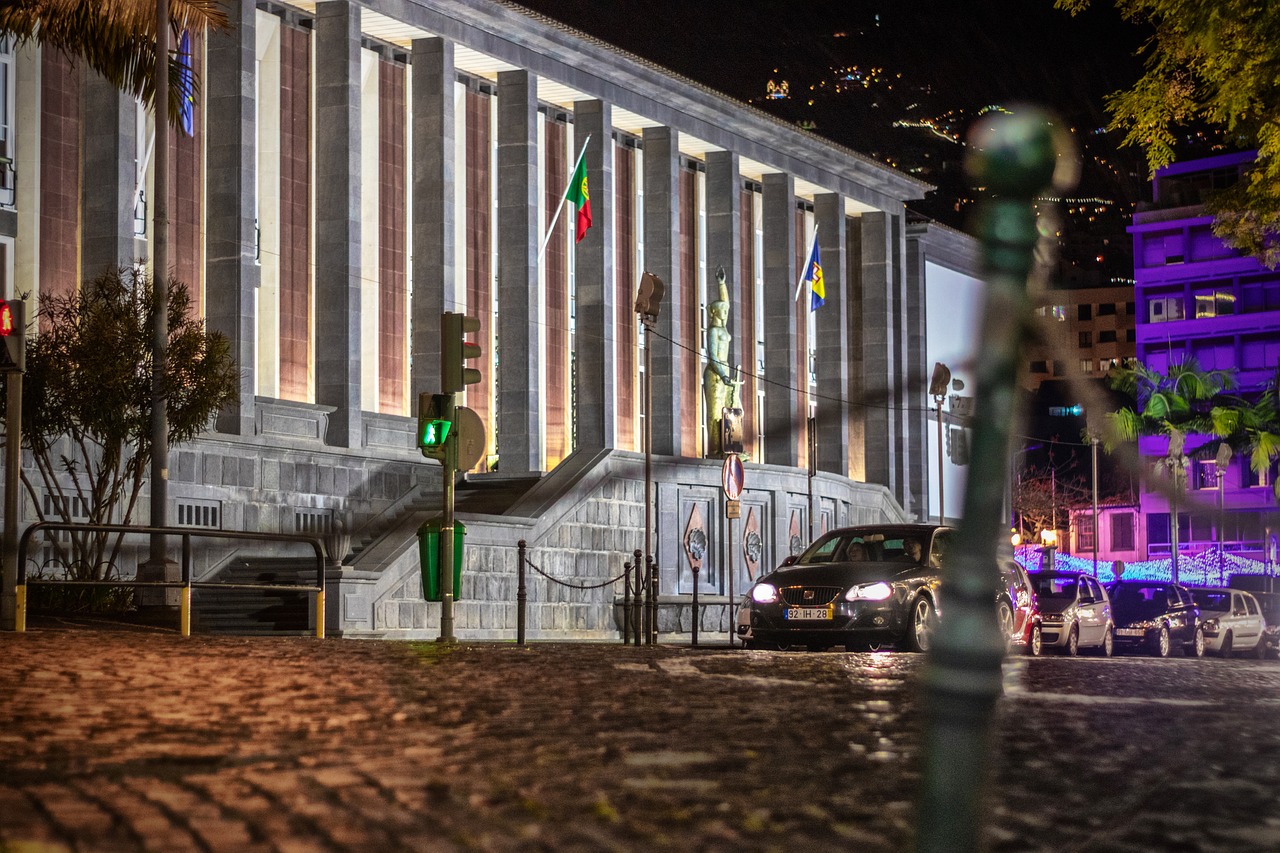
1073, 151, 1280, 579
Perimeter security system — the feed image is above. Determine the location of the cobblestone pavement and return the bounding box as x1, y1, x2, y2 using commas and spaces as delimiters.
3, 618, 1280, 852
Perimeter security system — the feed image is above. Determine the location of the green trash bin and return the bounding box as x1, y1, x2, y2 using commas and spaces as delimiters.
419, 519, 465, 602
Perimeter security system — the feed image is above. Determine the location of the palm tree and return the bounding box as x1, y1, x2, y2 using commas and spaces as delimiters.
1105, 356, 1280, 580
0, 0, 227, 123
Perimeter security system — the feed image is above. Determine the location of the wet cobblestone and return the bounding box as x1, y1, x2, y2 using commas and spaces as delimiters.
3, 619, 1280, 851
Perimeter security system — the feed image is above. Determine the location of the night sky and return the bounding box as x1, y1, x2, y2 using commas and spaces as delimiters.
513, 0, 1151, 210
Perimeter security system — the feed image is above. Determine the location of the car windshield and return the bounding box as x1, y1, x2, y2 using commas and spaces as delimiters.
1032, 575, 1077, 602
1193, 591, 1232, 613
1110, 584, 1171, 619
795, 530, 925, 564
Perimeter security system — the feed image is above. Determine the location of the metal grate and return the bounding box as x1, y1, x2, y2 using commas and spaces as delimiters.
294, 508, 332, 535
176, 499, 221, 529
780, 586, 841, 606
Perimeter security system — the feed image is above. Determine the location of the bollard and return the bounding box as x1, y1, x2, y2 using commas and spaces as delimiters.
648, 556, 659, 645
180, 533, 192, 637
632, 549, 643, 646
691, 565, 700, 647
622, 558, 632, 644
915, 107, 1074, 853
517, 540, 527, 646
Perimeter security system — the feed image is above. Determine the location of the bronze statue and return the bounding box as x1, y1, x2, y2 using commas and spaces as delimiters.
704, 266, 743, 457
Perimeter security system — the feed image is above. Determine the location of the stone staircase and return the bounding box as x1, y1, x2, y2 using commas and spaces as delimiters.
190, 557, 320, 635
346, 473, 541, 563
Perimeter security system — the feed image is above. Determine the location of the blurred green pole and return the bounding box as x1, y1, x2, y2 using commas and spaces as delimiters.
916, 108, 1074, 853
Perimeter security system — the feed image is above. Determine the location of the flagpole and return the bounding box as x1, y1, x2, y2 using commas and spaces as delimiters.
538, 134, 591, 266
793, 223, 819, 303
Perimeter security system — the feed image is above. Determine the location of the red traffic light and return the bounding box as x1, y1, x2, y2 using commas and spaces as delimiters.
0, 299, 25, 372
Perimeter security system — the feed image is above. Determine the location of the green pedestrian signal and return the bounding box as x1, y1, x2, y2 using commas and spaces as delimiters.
418, 392, 454, 460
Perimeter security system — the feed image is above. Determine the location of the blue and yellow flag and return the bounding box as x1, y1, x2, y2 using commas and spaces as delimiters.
803, 240, 824, 311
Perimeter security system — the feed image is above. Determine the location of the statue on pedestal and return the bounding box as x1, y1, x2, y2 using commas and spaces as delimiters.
704, 266, 743, 457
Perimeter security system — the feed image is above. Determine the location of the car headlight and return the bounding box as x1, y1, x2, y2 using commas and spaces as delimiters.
845, 581, 893, 601
1040, 612, 1063, 624
1201, 618, 1219, 632
751, 583, 779, 604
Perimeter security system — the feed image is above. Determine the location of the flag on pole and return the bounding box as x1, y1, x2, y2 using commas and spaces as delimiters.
565, 156, 592, 242
802, 239, 824, 311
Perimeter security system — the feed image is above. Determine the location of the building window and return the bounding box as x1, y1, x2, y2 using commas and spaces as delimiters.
1080, 358, 1092, 374
1051, 305, 1067, 322
1193, 288, 1236, 319
1030, 360, 1048, 374
1148, 296, 1184, 323
0, 34, 14, 208
1097, 303, 1117, 316
1111, 513, 1134, 551
1079, 331, 1092, 348
1078, 304, 1092, 321
1126, 301, 1136, 315
1126, 329, 1136, 342
1098, 330, 1117, 343
1052, 360, 1065, 376
1077, 515, 1095, 551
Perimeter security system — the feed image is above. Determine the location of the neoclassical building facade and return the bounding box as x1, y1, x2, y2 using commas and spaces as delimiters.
1, 0, 968, 638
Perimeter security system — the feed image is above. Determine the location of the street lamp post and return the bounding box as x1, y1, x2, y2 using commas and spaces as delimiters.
1215, 443, 1233, 585
929, 362, 951, 525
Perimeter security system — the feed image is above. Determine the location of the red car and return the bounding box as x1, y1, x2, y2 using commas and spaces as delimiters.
999, 559, 1042, 655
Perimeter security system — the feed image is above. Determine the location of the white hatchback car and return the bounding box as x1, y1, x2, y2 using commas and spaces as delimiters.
1192, 587, 1267, 658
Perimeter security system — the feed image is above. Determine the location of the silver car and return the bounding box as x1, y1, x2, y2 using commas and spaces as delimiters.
1028, 571, 1114, 656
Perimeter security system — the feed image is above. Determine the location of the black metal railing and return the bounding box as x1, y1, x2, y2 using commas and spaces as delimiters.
15, 522, 326, 637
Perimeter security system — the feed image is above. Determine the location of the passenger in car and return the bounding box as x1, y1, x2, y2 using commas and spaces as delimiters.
902, 538, 923, 563
845, 542, 868, 561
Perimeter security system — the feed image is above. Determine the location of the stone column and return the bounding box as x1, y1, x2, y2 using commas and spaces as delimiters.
762, 172, 799, 468
857, 211, 897, 495
81, 77, 136, 277
573, 101, 615, 451
205, 0, 259, 436
814, 193, 849, 476
496, 69, 540, 473
904, 230, 930, 520
411, 37, 457, 399
314, 0, 362, 448
888, 210, 913, 515
642, 126, 683, 457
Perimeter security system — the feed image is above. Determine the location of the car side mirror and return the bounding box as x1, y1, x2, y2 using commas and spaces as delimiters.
781, 555, 798, 567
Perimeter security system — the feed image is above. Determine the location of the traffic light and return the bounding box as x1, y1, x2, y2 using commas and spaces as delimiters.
418, 392, 454, 460
441, 312, 482, 393
0, 299, 25, 373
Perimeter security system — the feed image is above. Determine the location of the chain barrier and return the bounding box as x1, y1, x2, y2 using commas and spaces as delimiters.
521, 556, 629, 591
515, 541, 652, 646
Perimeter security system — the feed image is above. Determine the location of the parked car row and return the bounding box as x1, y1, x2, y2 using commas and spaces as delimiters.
734, 522, 1276, 659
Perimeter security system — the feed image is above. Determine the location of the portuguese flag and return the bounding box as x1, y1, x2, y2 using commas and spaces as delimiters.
566, 156, 592, 242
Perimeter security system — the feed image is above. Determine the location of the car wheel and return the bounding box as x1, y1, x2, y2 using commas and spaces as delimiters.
1027, 624, 1044, 657
905, 596, 935, 653
1065, 624, 1080, 656
1100, 626, 1114, 657
1221, 631, 1233, 659
1186, 626, 1206, 658
996, 600, 1015, 651
1152, 625, 1172, 658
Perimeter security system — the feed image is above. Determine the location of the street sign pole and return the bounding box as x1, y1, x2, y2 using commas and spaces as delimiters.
722, 454, 745, 647
439, 392, 457, 643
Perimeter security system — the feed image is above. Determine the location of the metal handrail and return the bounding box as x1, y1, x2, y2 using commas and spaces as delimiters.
14, 522, 327, 638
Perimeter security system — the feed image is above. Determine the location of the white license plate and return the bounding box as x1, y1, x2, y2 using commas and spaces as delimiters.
1116, 628, 1145, 637
785, 606, 832, 621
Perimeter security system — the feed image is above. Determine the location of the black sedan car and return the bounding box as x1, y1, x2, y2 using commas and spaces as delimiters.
739, 524, 949, 652
1106, 580, 1205, 658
